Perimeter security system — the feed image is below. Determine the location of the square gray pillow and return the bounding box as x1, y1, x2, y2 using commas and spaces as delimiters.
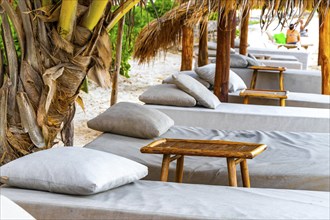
0, 147, 148, 195
195, 64, 247, 92
87, 102, 174, 139
172, 74, 221, 109
162, 71, 211, 88
230, 54, 249, 68
139, 84, 196, 107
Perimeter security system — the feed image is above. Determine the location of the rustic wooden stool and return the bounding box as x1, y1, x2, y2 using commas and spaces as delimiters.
239, 89, 288, 107
248, 66, 286, 91
140, 138, 267, 188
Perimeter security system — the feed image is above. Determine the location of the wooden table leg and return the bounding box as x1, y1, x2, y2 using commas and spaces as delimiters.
243, 96, 249, 104
250, 70, 258, 89
226, 158, 238, 187
240, 159, 251, 188
280, 98, 286, 107
279, 70, 284, 91
160, 154, 171, 182
175, 155, 184, 183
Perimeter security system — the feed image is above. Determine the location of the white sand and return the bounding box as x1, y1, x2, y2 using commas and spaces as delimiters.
73, 52, 182, 146
73, 13, 321, 147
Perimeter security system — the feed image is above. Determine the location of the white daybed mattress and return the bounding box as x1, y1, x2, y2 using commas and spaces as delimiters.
228, 91, 330, 109
145, 103, 330, 133
84, 126, 330, 191
1, 181, 329, 220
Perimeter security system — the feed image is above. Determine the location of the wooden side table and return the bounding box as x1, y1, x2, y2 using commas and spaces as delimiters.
240, 89, 288, 107
248, 66, 286, 91
140, 138, 267, 188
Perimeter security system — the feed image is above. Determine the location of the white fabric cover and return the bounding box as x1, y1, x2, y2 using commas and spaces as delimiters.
162, 71, 211, 88
0, 147, 148, 195
139, 84, 196, 107
2, 181, 329, 220
84, 126, 330, 191
87, 102, 174, 139
0, 195, 35, 220
146, 104, 330, 133
172, 74, 220, 109
194, 64, 247, 92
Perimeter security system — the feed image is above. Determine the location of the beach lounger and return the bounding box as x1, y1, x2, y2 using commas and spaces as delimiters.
84, 126, 330, 191
1, 181, 329, 219
145, 104, 330, 133
245, 47, 310, 69
232, 68, 321, 94
0, 195, 35, 220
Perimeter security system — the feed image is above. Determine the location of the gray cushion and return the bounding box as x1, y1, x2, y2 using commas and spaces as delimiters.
0, 147, 148, 195
194, 64, 247, 92
162, 71, 210, 88
139, 84, 196, 107
247, 53, 264, 66
172, 74, 221, 109
230, 54, 249, 68
87, 102, 174, 139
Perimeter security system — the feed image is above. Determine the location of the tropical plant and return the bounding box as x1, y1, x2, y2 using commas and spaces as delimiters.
0, 0, 140, 165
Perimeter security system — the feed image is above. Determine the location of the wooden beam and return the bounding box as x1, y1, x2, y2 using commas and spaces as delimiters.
318, 13, 323, 66
239, 7, 250, 55
180, 26, 194, 71
214, 10, 233, 102
320, 10, 330, 95
110, 16, 125, 105
198, 20, 208, 67
231, 11, 236, 48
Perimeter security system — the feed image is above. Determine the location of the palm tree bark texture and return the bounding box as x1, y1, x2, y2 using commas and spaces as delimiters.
0, 0, 139, 164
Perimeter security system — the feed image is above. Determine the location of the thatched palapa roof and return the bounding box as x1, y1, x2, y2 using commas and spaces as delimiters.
133, 0, 329, 64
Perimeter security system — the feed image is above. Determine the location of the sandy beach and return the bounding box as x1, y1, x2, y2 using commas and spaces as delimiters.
73, 12, 321, 147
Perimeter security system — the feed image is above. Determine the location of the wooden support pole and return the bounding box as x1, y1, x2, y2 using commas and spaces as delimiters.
231, 11, 236, 48
198, 20, 209, 67
110, 16, 125, 106
318, 13, 323, 66
160, 154, 171, 182
214, 10, 233, 102
180, 26, 194, 71
227, 157, 238, 187
320, 10, 330, 95
239, 7, 250, 55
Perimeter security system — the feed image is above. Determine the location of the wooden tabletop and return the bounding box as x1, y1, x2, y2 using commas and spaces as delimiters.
140, 138, 267, 159
240, 89, 288, 98
249, 66, 286, 71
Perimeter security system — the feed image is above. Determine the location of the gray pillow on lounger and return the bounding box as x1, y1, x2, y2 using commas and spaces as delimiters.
194, 64, 247, 92
162, 71, 211, 88
0, 147, 148, 195
172, 74, 221, 109
87, 102, 174, 139
139, 84, 196, 107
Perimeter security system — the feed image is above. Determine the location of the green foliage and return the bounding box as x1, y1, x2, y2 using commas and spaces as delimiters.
110, 0, 174, 78
0, 16, 21, 65
209, 12, 218, 21
249, 20, 260, 25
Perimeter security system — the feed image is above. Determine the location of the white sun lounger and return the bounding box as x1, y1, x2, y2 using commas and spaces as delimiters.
145, 104, 330, 133
84, 126, 330, 191
1, 181, 329, 220
232, 67, 321, 94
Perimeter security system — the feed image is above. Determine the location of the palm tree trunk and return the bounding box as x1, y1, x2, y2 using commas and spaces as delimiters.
111, 16, 125, 106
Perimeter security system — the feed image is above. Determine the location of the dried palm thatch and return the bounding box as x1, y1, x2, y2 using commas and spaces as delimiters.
134, 0, 329, 63
0, 0, 140, 165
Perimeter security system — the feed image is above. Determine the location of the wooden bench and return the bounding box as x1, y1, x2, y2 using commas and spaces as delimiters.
141, 138, 267, 188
